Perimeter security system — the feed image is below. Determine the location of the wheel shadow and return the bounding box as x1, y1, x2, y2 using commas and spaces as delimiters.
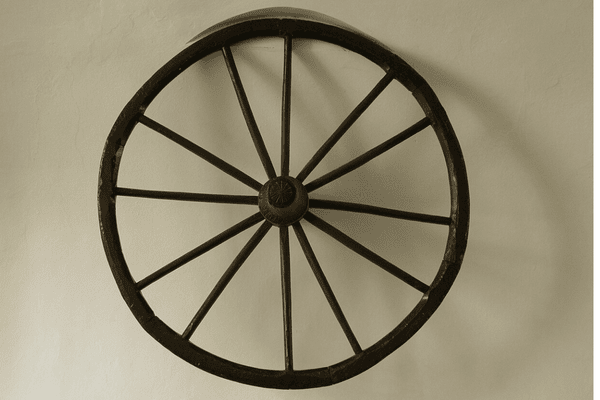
358, 49, 589, 395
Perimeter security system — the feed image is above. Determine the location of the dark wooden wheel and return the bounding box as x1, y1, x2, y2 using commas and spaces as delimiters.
98, 7, 469, 389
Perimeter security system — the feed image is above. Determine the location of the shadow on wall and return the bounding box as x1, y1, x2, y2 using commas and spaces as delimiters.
387, 49, 589, 394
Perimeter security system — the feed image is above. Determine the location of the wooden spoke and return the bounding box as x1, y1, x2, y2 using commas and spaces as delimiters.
115, 187, 257, 205
137, 114, 263, 191
281, 35, 293, 177
295, 70, 395, 183
292, 222, 362, 354
279, 226, 293, 370
303, 212, 430, 293
305, 117, 431, 192
182, 220, 272, 340
222, 45, 277, 180
309, 198, 451, 226
136, 212, 264, 290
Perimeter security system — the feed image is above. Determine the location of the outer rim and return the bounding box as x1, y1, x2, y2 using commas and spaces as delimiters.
98, 9, 469, 389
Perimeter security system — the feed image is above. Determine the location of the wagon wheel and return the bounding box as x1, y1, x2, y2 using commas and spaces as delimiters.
98, 7, 469, 389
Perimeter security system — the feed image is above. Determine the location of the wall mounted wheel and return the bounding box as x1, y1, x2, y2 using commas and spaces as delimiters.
98, 8, 469, 389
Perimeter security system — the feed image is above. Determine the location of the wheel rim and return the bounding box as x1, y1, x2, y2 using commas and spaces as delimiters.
98, 8, 469, 389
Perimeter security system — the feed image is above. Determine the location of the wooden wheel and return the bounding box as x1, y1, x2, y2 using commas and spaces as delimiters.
98, 7, 469, 389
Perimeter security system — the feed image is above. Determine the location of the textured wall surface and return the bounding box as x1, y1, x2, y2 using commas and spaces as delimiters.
0, 0, 591, 399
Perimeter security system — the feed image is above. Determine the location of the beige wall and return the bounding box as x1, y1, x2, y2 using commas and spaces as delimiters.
0, 0, 591, 399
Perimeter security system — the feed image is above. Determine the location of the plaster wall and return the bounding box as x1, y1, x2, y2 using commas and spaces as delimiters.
0, 0, 592, 399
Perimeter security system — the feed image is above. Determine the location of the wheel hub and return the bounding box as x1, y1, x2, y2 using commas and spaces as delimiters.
258, 176, 309, 226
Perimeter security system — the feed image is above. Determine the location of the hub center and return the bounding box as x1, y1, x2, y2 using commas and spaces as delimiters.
258, 176, 309, 227
268, 178, 296, 208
